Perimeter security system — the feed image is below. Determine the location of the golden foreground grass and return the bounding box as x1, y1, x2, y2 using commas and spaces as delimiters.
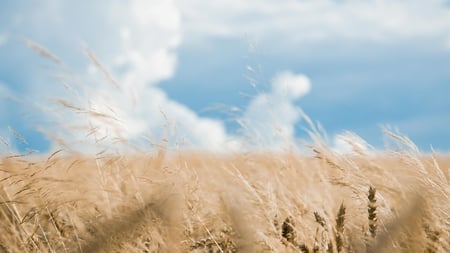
0, 145, 449, 252
2, 41, 448, 252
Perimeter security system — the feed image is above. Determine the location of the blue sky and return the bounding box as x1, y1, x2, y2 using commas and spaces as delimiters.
0, 0, 449, 153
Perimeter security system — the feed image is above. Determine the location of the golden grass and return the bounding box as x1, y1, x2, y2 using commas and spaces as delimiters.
1, 39, 447, 252
0, 148, 449, 252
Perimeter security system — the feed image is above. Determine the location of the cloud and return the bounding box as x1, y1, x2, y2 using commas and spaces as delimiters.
177, 0, 450, 48
272, 71, 311, 99
76, 81, 230, 151
0, 1, 233, 152
11, 1, 445, 153
238, 71, 311, 149
108, 0, 182, 88
3, 1, 318, 153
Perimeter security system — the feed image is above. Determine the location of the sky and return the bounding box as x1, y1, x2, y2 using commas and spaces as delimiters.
0, 0, 449, 154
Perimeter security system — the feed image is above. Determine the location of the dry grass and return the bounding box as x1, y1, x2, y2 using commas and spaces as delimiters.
0, 39, 448, 252
0, 147, 449, 252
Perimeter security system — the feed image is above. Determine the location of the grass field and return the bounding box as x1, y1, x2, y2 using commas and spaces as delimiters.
1, 136, 449, 252
1, 42, 449, 252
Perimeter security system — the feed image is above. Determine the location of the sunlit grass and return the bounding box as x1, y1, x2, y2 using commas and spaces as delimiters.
0, 41, 448, 252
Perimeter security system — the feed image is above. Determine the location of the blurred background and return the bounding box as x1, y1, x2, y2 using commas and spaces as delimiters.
0, 0, 449, 153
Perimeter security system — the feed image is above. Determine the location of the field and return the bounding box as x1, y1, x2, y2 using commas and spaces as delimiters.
1, 136, 449, 252
1, 43, 449, 252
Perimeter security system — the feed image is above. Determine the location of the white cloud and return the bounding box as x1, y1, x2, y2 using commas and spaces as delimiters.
81, 82, 230, 151
272, 71, 311, 99
80, 0, 230, 151
1, 0, 233, 152
177, 0, 450, 47
12, 1, 445, 152
107, 0, 182, 89
238, 71, 311, 149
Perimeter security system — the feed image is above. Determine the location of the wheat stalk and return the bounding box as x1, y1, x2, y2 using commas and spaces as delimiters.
368, 186, 377, 238
335, 203, 346, 253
